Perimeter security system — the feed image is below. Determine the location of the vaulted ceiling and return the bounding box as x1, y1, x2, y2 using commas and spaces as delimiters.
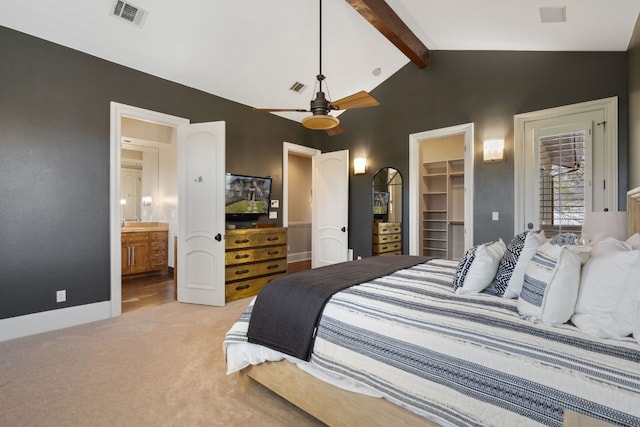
1, 0, 639, 124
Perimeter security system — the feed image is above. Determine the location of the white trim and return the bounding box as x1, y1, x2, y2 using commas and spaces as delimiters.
282, 142, 320, 227
514, 97, 618, 234
288, 251, 312, 263
408, 123, 474, 255
110, 103, 189, 318
0, 302, 111, 342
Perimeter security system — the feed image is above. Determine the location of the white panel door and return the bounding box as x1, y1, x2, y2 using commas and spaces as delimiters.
177, 121, 226, 306
312, 150, 349, 268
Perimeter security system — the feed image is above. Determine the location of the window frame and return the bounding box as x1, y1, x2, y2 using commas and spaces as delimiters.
514, 97, 618, 234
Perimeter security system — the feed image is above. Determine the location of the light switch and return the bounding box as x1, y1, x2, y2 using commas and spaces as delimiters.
270, 199, 279, 208
492, 211, 499, 221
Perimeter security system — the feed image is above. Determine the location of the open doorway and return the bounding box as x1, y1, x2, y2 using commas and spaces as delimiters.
109, 103, 189, 317
282, 142, 320, 272
408, 123, 474, 257
119, 117, 177, 312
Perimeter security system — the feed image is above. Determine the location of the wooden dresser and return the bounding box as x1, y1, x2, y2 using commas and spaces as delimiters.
372, 222, 402, 255
225, 227, 287, 302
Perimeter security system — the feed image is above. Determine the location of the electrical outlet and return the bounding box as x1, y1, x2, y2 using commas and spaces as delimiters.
56, 290, 66, 303
269, 211, 277, 219
492, 211, 499, 221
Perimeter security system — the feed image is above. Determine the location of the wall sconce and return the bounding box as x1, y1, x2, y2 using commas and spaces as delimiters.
483, 138, 505, 162
353, 157, 367, 175
142, 196, 152, 206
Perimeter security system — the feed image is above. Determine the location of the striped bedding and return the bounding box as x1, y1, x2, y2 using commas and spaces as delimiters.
224, 259, 640, 426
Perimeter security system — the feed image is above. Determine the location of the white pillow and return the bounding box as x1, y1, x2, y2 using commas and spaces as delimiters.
517, 242, 590, 325
633, 299, 640, 346
571, 238, 640, 338
627, 233, 640, 250
455, 239, 506, 295
503, 232, 547, 299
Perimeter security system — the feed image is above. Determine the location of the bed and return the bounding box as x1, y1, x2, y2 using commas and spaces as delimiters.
223, 189, 640, 427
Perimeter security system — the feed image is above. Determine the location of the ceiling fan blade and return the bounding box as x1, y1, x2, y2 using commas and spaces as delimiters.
326, 124, 346, 136
253, 108, 309, 113
329, 91, 379, 110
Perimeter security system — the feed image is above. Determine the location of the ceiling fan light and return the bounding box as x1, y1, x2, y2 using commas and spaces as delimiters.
302, 114, 340, 130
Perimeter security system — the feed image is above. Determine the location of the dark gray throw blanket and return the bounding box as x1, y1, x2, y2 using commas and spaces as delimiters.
247, 255, 431, 360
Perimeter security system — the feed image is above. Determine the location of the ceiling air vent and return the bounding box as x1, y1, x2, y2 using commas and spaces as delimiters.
290, 82, 307, 94
112, 0, 148, 28
539, 6, 566, 23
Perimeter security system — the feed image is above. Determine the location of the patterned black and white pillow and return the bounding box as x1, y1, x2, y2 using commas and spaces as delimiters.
550, 232, 579, 246
488, 232, 528, 297
452, 245, 479, 291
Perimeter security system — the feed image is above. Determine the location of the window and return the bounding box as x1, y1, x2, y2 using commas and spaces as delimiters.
514, 97, 618, 237
538, 130, 586, 235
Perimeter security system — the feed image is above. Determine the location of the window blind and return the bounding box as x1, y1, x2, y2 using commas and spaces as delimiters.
538, 131, 586, 236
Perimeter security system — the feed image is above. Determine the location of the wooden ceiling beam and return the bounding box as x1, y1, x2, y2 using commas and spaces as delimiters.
346, 0, 430, 68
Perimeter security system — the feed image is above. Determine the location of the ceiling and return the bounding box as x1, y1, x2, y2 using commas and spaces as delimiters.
2, 0, 639, 124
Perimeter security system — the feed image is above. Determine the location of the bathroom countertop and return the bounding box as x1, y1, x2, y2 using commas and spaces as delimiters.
121, 222, 169, 233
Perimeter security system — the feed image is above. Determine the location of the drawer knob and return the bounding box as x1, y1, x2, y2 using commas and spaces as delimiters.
235, 269, 250, 275
235, 254, 250, 259
267, 250, 280, 256
235, 239, 250, 244
267, 264, 279, 270
266, 236, 280, 241
235, 284, 250, 291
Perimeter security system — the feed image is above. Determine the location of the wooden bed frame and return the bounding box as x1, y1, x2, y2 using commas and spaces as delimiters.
237, 187, 640, 427
239, 361, 616, 427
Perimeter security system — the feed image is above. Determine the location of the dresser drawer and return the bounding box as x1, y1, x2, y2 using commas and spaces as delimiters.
150, 231, 168, 242
150, 240, 166, 251
226, 230, 286, 250
122, 231, 149, 243
372, 241, 402, 254
378, 250, 402, 256
225, 258, 287, 281
372, 233, 401, 244
225, 273, 285, 302
150, 254, 167, 269
373, 222, 401, 235
225, 245, 287, 265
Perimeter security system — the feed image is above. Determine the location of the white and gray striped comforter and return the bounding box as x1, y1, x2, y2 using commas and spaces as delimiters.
224, 259, 640, 426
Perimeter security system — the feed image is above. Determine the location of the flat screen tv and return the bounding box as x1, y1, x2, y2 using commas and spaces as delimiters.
225, 173, 272, 220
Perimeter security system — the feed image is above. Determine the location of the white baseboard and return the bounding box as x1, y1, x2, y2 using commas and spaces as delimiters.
0, 301, 112, 342
288, 251, 311, 263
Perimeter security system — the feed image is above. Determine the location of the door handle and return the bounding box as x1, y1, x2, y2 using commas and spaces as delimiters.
341, 227, 346, 232
214, 233, 222, 242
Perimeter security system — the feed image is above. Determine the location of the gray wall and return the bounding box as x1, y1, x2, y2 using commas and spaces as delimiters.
0, 25, 633, 321
629, 15, 640, 189
323, 50, 629, 259
0, 27, 318, 319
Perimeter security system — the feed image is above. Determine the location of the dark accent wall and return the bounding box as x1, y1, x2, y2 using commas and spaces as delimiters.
0, 26, 319, 319
629, 15, 640, 189
0, 25, 633, 322
322, 50, 629, 259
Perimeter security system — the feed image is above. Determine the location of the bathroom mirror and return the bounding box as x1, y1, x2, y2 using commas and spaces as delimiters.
372, 167, 403, 255
121, 142, 159, 221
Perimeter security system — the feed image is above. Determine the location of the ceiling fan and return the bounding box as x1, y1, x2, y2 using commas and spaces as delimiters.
253, 0, 379, 135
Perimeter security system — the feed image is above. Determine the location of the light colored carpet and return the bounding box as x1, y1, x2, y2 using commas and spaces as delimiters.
0, 299, 325, 427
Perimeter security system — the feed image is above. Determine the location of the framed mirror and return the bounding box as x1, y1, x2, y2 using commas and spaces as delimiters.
372, 167, 402, 255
